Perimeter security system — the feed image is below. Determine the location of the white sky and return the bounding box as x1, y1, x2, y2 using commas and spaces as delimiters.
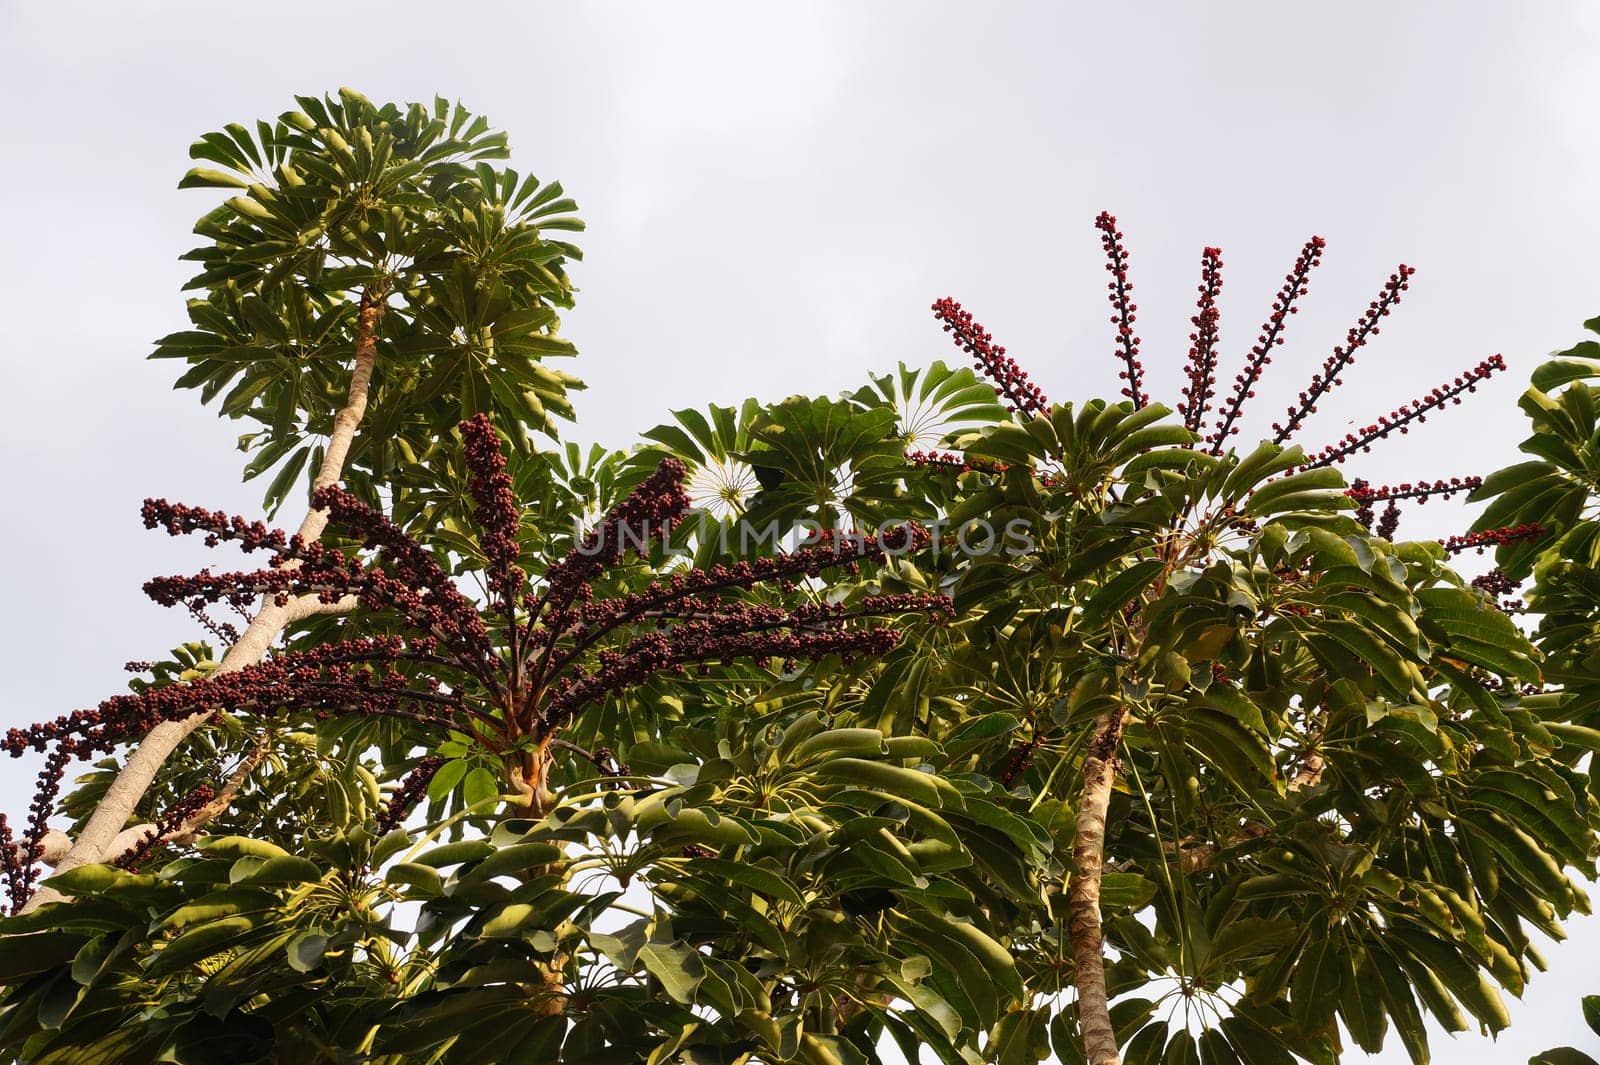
2, 2, 1598, 1060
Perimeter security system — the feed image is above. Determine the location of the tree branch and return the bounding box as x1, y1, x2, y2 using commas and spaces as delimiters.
167, 735, 272, 845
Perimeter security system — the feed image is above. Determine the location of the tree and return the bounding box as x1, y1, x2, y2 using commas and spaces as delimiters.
0, 93, 1595, 1065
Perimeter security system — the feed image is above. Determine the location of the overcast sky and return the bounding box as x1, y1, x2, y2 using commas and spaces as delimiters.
2, 2, 1598, 1060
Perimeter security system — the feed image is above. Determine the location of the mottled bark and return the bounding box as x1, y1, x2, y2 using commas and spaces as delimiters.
1068, 707, 1129, 1065
167, 736, 273, 846
1289, 751, 1325, 792
26, 293, 385, 911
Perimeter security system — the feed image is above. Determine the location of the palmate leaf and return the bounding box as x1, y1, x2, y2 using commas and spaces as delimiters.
735, 394, 911, 528
850, 359, 1009, 449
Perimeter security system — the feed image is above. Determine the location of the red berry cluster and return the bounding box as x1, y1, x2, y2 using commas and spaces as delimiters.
1208, 236, 1326, 452
1376, 500, 1402, 541
461, 413, 526, 619
1471, 567, 1524, 611
930, 298, 1049, 416
999, 733, 1044, 789
0, 815, 21, 914
112, 784, 216, 871
1272, 265, 1414, 443
1179, 247, 1224, 434
1349, 477, 1483, 505
906, 450, 1006, 476
1471, 568, 1519, 598
1095, 212, 1147, 409
1349, 478, 1376, 529
1441, 523, 1544, 555
375, 757, 445, 835
1305, 357, 1507, 468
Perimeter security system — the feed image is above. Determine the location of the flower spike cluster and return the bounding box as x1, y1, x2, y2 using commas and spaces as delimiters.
2, 415, 948, 907
924, 213, 1515, 579
1095, 213, 1147, 408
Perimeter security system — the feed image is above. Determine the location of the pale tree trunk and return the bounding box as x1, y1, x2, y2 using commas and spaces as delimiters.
1069, 707, 1129, 1065
26, 291, 386, 911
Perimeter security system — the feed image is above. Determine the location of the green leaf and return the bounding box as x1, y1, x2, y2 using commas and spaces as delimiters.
1529, 1051, 1600, 1065
684, 858, 805, 907
427, 758, 470, 802
412, 839, 495, 869
194, 836, 290, 862
813, 759, 947, 808
285, 930, 329, 973
990, 1007, 1049, 1065
230, 855, 322, 886
1082, 560, 1165, 627
637, 940, 705, 1004
462, 766, 500, 808
1100, 872, 1158, 910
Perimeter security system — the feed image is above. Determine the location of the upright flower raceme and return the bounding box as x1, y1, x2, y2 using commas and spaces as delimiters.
930, 298, 1049, 416
1209, 236, 1326, 452
1273, 264, 1415, 443
1095, 212, 1147, 409
1179, 247, 1224, 434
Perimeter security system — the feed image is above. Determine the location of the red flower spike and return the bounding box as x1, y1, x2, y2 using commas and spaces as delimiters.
907, 450, 1007, 476
1441, 523, 1544, 555
0, 814, 23, 915
1095, 212, 1147, 409
375, 757, 445, 836
1304, 357, 1507, 468
537, 456, 693, 618
1376, 500, 1402, 540
112, 784, 216, 872
1209, 236, 1327, 453
460, 414, 526, 620
930, 298, 1049, 417
1273, 265, 1415, 443
1179, 247, 1224, 434
1347, 477, 1482, 506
